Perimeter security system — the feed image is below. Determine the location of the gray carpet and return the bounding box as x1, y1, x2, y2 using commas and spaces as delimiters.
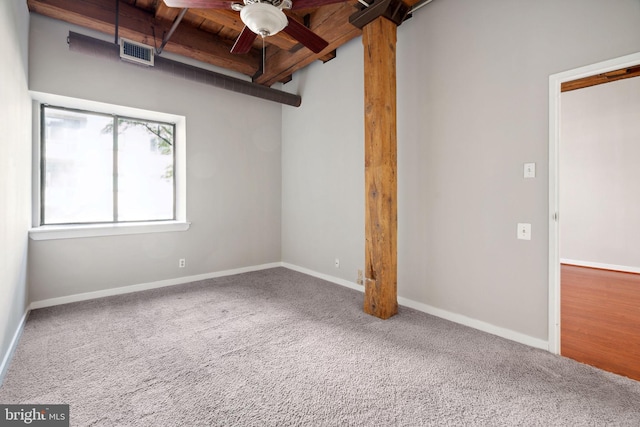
1, 267, 639, 426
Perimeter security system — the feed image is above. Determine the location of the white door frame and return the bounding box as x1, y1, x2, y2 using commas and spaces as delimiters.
548, 52, 640, 354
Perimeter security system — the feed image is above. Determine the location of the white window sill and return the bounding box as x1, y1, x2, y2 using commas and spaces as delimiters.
29, 221, 191, 241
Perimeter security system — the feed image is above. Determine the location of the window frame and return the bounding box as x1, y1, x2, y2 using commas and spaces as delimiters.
29, 92, 189, 240
40, 104, 177, 226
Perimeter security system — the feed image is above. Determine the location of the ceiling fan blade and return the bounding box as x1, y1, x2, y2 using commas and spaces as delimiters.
231, 26, 258, 54
282, 16, 329, 54
163, 0, 236, 9
291, 0, 351, 10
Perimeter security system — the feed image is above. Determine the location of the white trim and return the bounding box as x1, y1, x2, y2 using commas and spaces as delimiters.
14, 262, 549, 381
29, 91, 183, 123
560, 259, 640, 275
0, 310, 29, 387
281, 263, 548, 351
548, 51, 640, 355
397, 297, 548, 351
29, 262, 281, 309
281, 263, 365, 293
548, 72, 561, 355
29, 220, 191, 241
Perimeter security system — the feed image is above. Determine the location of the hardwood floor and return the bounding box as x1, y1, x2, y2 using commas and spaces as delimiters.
561, 264, 640, 381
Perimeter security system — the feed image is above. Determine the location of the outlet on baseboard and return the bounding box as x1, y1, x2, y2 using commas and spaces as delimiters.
357, 269, 363, 285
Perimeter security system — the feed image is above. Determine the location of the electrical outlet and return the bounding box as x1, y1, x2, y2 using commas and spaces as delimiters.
179, 258, 186, 268
357, 269, 363, 285
334, 258, 340, 268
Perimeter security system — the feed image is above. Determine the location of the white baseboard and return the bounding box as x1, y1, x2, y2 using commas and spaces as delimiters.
281, 263, 548, 351
560, 258, 640, 275
396, 297, 549, 350
29, 262, 282, 310
26, 261, 548, 363
281, 263, 365, 293
0, 310, 29, 387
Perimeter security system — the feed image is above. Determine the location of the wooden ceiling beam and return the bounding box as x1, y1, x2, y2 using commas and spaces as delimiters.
185, 9, 243, 31
254, 2, 360, 86
27, 0, 260, 76
349, 0, 410, 28
133, 0, 157, 10
259, 28, 359, 85
402, 0, 425, 6
28, 0, 365, 86
154, 1, 181, 21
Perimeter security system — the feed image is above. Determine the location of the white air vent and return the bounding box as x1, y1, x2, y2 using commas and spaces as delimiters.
119, 38, 154, 66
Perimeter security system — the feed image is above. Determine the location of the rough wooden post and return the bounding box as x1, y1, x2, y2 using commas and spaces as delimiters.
362, 17, 398, 319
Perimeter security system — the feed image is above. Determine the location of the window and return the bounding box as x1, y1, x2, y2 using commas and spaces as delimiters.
41, 105, 176, 225
29, 93, 188, 240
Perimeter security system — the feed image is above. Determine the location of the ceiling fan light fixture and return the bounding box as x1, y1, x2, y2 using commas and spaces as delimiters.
240, 2, 288, 37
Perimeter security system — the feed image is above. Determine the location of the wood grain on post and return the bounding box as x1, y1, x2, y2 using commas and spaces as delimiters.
363, 17, 398, 319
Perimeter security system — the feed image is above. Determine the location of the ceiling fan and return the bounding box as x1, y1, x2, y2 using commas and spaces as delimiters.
163, 0, 346, 55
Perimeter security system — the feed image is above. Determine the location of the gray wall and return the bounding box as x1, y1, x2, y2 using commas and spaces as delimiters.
282, 0, 640, 341
282, 37, 364, 282
0, 0, 31, 374
560, 77, 640, 268
28, 15, 283, 302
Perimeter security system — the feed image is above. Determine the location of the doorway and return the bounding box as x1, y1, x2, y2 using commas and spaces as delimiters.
548, 52, 640, 375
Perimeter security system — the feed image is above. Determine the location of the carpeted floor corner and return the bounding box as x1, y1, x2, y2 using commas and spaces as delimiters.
1, 267, 639, 426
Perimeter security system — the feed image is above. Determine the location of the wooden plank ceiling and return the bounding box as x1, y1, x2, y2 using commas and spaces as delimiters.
27, 0, 423, 87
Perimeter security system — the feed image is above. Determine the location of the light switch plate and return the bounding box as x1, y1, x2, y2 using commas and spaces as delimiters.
517, 223, 531, 240
524, 163, 536, 178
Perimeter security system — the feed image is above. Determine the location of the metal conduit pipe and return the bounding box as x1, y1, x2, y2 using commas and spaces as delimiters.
157, 8, 189, 55
114, 0, 119, 44
67, 31, 302, 107
409, 0, 434, 14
